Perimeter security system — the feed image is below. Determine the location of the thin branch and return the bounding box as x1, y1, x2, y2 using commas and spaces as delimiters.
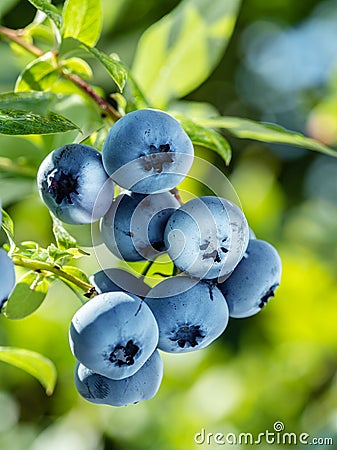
62, 72, 121, 121
0, 26, 43, 57
12, 256, 97, 298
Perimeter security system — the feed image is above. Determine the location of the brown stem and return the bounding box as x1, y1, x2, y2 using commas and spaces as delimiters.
62, 72, 121, 121
0, 26, 43, 57
170, 188, 184, 206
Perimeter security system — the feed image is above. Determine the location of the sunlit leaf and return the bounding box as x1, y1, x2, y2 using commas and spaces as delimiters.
0, 109, 79, 135
61, 57, 93, 79
62, 0, 102, 47
132, 0, 241, 108
15, 53, 58, 92
176, 114, 231, 164
198, 117, 337, 157
1, 209, 15, 250
0, 91, 58, 115
27, 0, 62, 29
4, 271, 49, 319
60, 265, 92, 303
83, 44, 127, 92
0, 346, 57, 395
52, 216, 77, 250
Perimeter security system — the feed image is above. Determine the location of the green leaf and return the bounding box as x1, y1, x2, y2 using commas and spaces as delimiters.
83, 44, 127, 92
1, 209, 15, 250
132, 0, 241, 108
0, 91, 57, 115
198, 117, 337, 158
4, 271, 49, 319
0, 92, 79, 135
62, 0, 102, 47
0, 346, 57, 395
27, 0, 62, 29
0, 110, 79, 135
176, 114, 231, 164
61, 57, 93, 79
15, 53, 58, 92
59, 38, 127, 92
52, 217, 77, 250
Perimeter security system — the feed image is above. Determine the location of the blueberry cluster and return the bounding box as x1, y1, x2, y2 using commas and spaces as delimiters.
36, 108, 282, 407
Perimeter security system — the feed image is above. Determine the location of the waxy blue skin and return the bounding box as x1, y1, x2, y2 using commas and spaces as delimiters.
37, 144, 114, 224
0, 249, 16, 309
217, 239, 282, 318
164, 196, 249, 280
90, 268, 150, 298
0, 205, 16, 309
74, 350, 163, 407
69, 291, 159, 380
102, 109, 194, 194
101, 191, 180, 262
145, 276, 229, 353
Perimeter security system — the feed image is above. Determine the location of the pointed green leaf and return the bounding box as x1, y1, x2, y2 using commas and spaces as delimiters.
52, 217, 77, 250
0, 91, 78, 135
27, 0, 62, 29
1, 209, 15, 250
0, 346, 57, 395
4, 271, 49, 319
0, 91, 58, 115
83, 44, 127, 92
15, 53, 58, 92
176, 114, 231, 164
198, 117, 337, 158
0, 109, 79, 135
62, 0, 102, 47
132, 0, 241, 108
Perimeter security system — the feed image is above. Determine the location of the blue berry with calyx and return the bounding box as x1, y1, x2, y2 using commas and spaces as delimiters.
217, 239, 282, 318
102, 109, 194, 194
164, 196, 249, 280
74, 350, 163, 407
69, 291, 159, 380
101, 190, 180, 262
37, 144, 114, 224
144, 276, 229, 353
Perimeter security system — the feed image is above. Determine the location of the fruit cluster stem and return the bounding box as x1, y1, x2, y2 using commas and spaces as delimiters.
12, 256, 97, 298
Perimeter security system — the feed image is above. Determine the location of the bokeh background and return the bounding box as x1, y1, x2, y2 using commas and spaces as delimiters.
0, 0, 337, 449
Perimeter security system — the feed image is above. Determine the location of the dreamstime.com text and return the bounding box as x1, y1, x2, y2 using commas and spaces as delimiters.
194, 422, 334, 446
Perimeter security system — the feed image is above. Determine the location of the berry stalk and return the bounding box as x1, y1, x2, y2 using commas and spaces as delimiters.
12, 256, 97, 299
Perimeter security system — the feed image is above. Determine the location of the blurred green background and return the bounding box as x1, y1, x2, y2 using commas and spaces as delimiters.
1, 0, 337, 449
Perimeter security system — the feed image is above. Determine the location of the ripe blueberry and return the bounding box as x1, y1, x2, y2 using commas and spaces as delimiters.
0, 249, 16, 310
217, 239, 282, 318
37, 144, 114, 224
90, 268, 150, 298
101, 191, 180, 262
74, 350, 163, 406
102, 109, 194, 194
145, 276, 229, 353
69, 291, 159, 379
164, 196, 249, 279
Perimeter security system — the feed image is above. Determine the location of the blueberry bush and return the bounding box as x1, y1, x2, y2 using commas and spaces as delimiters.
0, 0, 337, 448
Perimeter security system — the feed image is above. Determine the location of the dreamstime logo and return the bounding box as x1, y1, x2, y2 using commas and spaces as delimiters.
91, 155, 248, 297
194, 421, 334, 446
